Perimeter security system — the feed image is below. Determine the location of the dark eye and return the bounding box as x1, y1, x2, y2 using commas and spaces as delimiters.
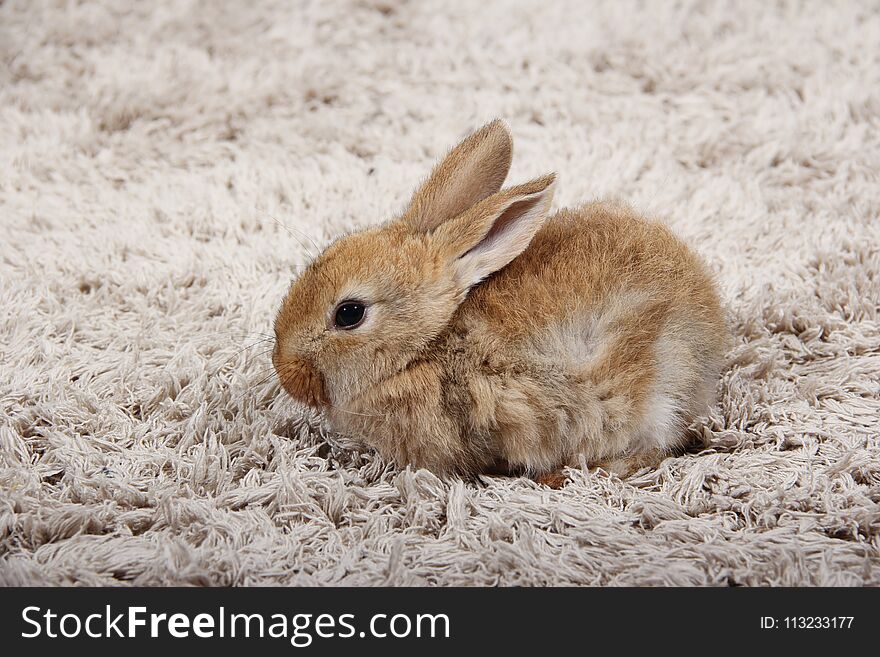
333, 300, 366, 329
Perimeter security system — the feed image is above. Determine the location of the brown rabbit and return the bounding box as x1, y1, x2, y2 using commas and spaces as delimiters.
272, 120, 727, 485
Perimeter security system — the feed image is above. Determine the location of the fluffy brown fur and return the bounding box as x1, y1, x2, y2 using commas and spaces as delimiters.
273, 121, 727, 482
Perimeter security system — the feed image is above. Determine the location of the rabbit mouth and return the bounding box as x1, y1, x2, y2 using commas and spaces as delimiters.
274, 354, 329, 409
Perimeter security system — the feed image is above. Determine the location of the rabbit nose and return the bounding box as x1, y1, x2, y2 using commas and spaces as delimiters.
275, 354, 328, 409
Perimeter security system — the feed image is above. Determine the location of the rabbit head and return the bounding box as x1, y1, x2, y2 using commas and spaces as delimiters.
272, 120, 555, 410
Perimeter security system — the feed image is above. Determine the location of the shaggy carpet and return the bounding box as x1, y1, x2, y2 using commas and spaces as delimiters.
1, 0, 878, 586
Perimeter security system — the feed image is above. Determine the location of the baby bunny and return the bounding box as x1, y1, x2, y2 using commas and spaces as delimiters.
272, 120, 727, 484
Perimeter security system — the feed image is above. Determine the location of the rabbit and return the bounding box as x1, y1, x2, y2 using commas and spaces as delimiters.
272, 120, 727, 486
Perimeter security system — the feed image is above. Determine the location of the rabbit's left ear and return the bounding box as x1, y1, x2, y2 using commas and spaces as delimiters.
433, 174, 556, 292
401, 120, 513, 232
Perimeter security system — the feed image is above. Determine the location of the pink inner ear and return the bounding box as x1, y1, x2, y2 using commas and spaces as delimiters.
461, 196, 540, 258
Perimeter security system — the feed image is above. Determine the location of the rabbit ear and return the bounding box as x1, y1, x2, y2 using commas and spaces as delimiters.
402, 120, 513, 232
434, 174, 556, 292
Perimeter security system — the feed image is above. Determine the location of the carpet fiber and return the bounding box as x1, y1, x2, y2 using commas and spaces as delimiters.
1, 0, 879, 586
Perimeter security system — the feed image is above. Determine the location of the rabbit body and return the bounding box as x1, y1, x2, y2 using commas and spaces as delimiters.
273, 121, 726, 480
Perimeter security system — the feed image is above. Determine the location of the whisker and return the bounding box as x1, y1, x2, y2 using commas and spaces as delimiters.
233, 347, 275, 365
210, 350, 276, 380
190, 332, 275, 347
239, 363, 280, 379
225, 338, 274, 361
208, 343, 275, 378
254, 370, 280, 388
256, 361, 287, 380
277, 216, 324, 256
255, 208, 323, 260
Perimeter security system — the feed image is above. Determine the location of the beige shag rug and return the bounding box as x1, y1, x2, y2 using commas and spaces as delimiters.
1, 0, 879, 586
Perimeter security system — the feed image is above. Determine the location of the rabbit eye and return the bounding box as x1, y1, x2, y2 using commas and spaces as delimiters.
333, 301, 366, 329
